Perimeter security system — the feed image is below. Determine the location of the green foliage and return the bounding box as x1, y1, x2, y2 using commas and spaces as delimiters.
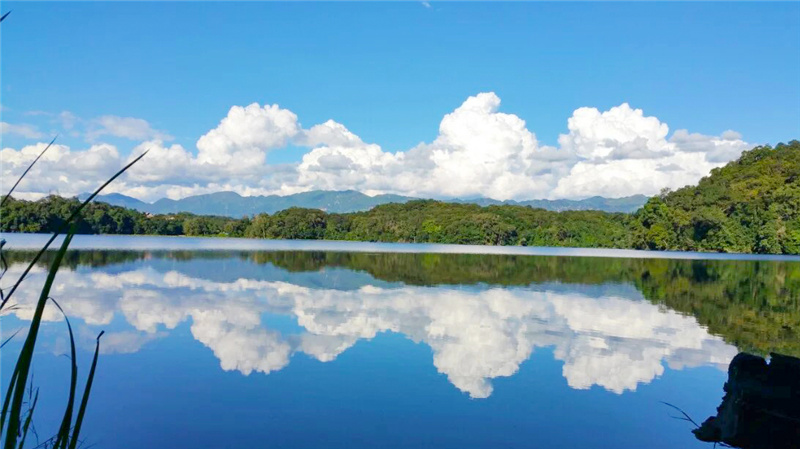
245, 208, 327, 240
238, 200, 634, 248
634, 141, 800, 254
0, 195, 243, 238
183, 215, 235, 236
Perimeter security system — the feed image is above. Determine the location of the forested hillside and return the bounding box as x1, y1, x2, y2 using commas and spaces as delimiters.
2, 141, 798, 254
243, 201, 635, 247
635, 140, 800, 254
0, 195, 233, 236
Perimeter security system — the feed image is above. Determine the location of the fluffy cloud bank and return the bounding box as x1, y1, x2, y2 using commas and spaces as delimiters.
1, 93, 752, 201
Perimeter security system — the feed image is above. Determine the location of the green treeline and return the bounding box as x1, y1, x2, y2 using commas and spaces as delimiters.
0, 194, 639, 248
0, 194, 240, 237
2, 141, 798, 254
244, 202, 634, 246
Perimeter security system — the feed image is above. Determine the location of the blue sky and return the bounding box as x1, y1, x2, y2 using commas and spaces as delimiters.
1, 2, 799, 201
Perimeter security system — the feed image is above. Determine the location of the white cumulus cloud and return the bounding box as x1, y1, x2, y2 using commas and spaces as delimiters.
196, 103, 300, 168
0, 141, 123, 199
293, 93, 575, 200
2, 93, 754, 202
551, 103, 751, 199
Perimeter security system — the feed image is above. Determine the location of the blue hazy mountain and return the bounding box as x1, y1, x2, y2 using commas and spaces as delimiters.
83, 190, 648, 217
453, 195, 650, 213
77, 192, 151, 210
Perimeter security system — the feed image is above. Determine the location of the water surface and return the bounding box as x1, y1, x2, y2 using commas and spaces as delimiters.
1, 235, 798, 448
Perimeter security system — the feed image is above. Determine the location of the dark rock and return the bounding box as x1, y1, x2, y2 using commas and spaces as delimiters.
694, 352, 800, 449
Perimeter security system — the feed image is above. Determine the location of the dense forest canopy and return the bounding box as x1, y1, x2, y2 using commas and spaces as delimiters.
2, 141, 798, 254
636, 141, 800, 254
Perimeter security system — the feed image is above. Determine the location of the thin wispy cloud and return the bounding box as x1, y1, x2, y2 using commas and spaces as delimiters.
16, 110, 171, 142
86, 115, 173, 142
0, 121, 44, 139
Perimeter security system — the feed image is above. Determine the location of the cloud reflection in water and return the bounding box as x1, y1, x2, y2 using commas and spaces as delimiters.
5, 263, 737, 398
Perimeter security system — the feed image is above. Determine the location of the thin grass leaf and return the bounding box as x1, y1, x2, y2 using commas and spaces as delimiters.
660, 401, 700, 428
23, 372, 36, 440
0, 328, 22, 349
2, 229, 75, 449
0, 369, 19, 434
49, 299, 77, 449
0, 150, 148, 312
0, 328, 31, 435
17, 390, 38, 449
0, 11, 10, 23
1, 239, 8, 278
30, 435, 57, 449
67, 331, 103, 449
1, 239, 8, 304
26, 419, 39, 449
1, 136, 57, 209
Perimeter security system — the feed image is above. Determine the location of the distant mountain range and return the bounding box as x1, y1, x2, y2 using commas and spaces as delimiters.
452, 195, 649, 213
80, 190, 649, 217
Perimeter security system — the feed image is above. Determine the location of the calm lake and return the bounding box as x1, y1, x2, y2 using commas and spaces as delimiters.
2, 234, 798, 448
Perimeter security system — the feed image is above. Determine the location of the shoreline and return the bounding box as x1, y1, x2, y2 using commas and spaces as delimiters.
2, 232, 799, 262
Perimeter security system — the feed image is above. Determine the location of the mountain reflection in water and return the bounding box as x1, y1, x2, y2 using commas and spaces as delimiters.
6, 249, 797, 400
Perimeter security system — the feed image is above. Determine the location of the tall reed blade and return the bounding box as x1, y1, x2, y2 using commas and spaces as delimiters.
0, 329, 22, 349
49, 299, 77, 449
1, 239, 8, 304
0, 150, 148, 311
16, 390, 37, 449
0, 370, 19, 433
2, 229, 75, 449
68, 331, 104, 449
